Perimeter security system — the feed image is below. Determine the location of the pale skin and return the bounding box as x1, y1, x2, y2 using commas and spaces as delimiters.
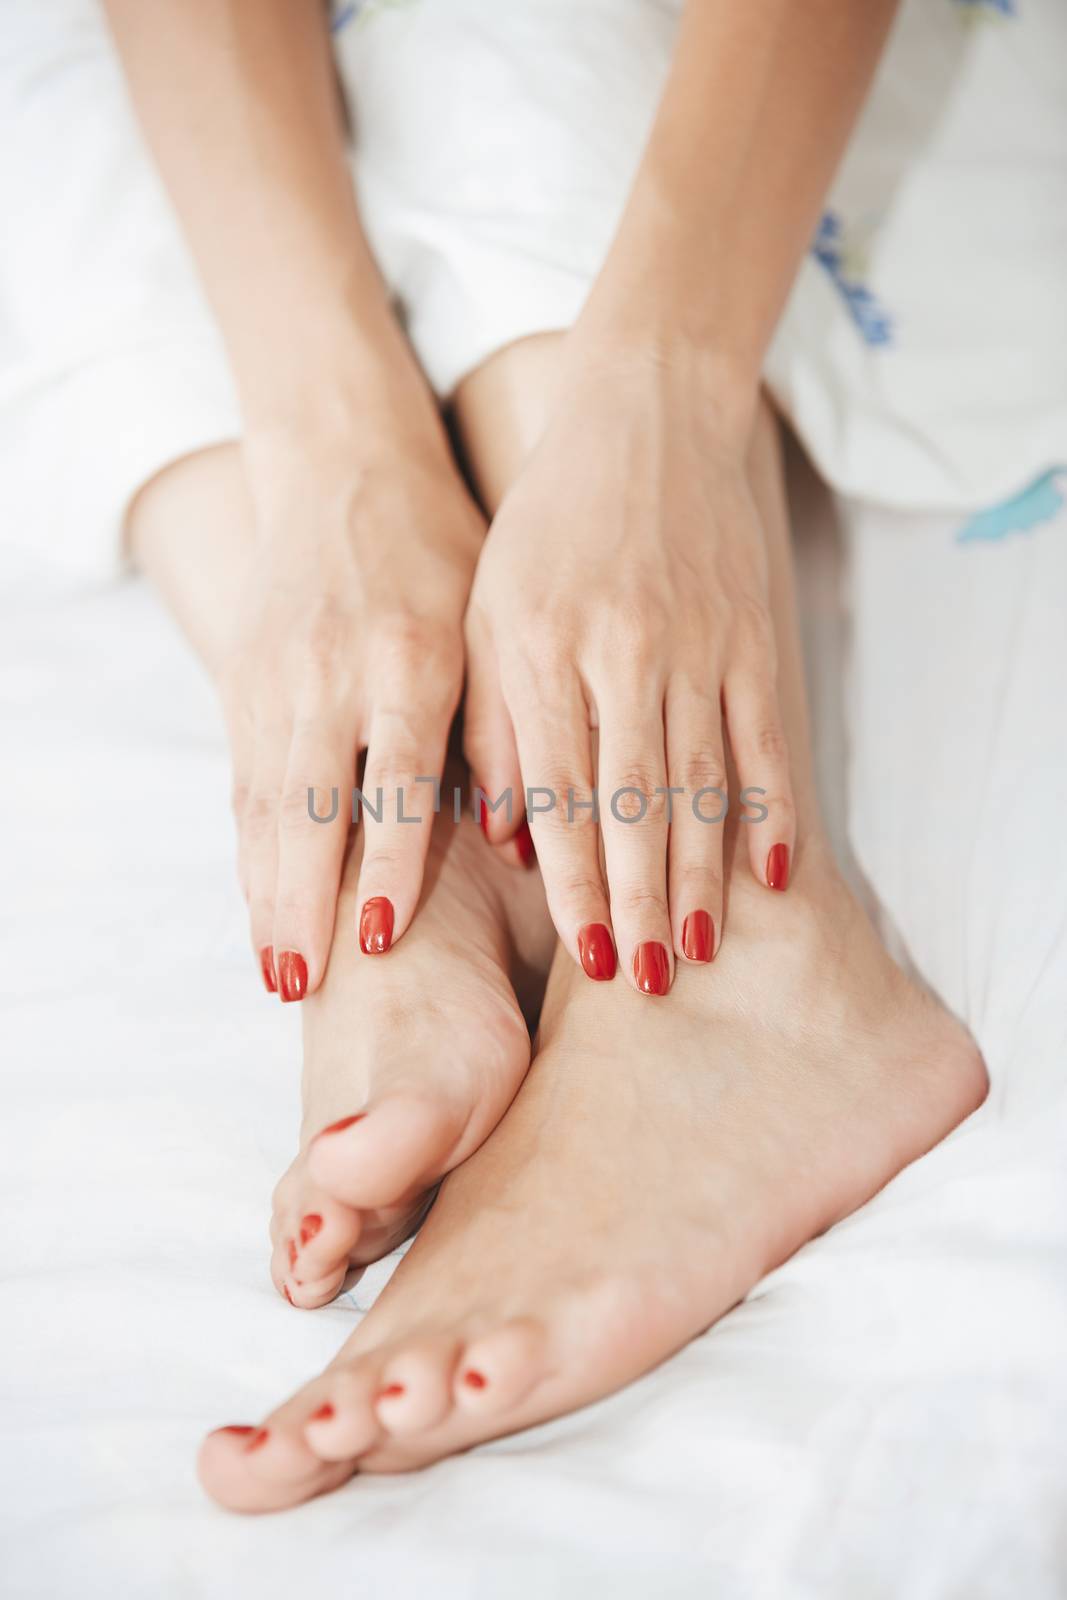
103, 0, 989, 1510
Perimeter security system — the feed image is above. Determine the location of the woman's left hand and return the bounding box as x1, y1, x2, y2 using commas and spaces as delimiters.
464, 344, 796, 995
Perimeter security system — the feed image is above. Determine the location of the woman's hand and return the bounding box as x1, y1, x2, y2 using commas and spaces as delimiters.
464, 347, 795, 995
224, 406, 484, 1000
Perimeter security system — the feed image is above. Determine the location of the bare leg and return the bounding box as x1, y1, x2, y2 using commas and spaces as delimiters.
198, 335, 986, 1512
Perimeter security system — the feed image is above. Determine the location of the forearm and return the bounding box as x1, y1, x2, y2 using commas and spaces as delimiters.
103, 0, 432, 439
577, 0, 898, 425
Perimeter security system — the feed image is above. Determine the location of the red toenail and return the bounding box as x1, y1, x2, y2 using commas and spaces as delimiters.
259, 946, 277, 994
283, 1284, 294, 1306
277, 950, 308, 1003
316, 1113, 366, 1138
377, 1383, 405, 1401
309, 1403, 335, 1422
299, 1214, 323, 1246
217, 1424, 256, 1437
286, 1239, 297, 1270
359, 896, 395, 955
244, 1428, 270, 1452
766, 843, 791, 891
463, 1369, 488, 1390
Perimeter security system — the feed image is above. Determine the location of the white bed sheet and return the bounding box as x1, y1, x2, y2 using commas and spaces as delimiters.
3, 479, 1066, 1599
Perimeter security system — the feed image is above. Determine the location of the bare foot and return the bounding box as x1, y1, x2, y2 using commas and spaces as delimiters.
199, 834, 987, 1511
266, 791, 554, 1310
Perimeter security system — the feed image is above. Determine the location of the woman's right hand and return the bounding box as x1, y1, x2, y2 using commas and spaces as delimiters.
223, 401, 485, 1001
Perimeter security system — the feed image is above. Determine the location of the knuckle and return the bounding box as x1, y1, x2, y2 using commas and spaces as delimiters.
615, 883, 669, 922
608, 765, 668, 825
680, 747, 728, 797
753, 720, 789, 763
557, 870, 607, 906
242, 789, 278, 841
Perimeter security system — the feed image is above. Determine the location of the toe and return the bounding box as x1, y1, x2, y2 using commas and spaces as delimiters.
302, 1359, 388, 1463
198, 1417, 352, 1514
307, 1093, 464, 1212
453, 1318, 547, 1415
271, 1190, 363, 1308
371, 1337, 460, 1438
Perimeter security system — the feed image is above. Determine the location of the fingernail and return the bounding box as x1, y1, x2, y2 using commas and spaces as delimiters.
277, 950, 308, 1002
308, 1402, 335, 1423
577, 923, 617, 981
244, 1428, 269, 1453
766, 843, 791, 891
682, 911, 714, 963
259, 946, 277, 994
299, 1214, 323, 1247
358, 895, 394, 955
315, 1113, 366, 1138
463, 1369, 488, 1390
376, 1383, 405, 1401
514, 818, 536, 868
476, 794, 490, 837
633, 941, 670, 996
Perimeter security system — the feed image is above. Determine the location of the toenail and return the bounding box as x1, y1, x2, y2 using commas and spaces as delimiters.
376, 1383, 405, 1401
244, 1428, 270, 1453
681, 910, 715, 963
633, 941, 670, 996
299, 1213, 323, 1246
766, 843, 791, 891
259, 946, 277, 994
514, 818, 536, 867
315, 1113, 366, 1138
216, 1424, 256, 1437
277, 951, 308, 1003
462, 1369, 488, 1390
283, 1284, 294, 1306
359, 896, 395, 955
308, 1403, 335, 1422
286, 1239, 298, 1270
577, 922, 617, 981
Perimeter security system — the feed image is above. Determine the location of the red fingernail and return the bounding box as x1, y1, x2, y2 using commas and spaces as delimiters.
682, 911, 714, 963
259, 946, 277, 994
299, 1214, 323, 1247
244, 1428, 269, 1453
766, 844, 790, 891
514, 818, 536, 868
315, 1113, 366, 1139
633, 941, 670, 996
277, 950, 308, 1003
216, 1424, 256, 1437
286, 1239, 297, 1270
463, 1369, 488, 1390
359, 896, 394, 955
577, 923, 616, 981
476, 794, 490, 837
309, 1402, 335, 1423
377, 1383, 405, 1401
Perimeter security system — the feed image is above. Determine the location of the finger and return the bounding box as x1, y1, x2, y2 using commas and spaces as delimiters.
353, 634, 462, 953
240, 728, 290, 998
352, 708, 451, 955
665, 677, 726, 964
272, 713, 358, 994
505, 662, 616, 981
463, 608, 526, 861
597, 686, 674, 996
722, 620, 796, 891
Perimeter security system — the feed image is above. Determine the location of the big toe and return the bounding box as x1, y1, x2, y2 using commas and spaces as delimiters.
307, 1093, 465, 1211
